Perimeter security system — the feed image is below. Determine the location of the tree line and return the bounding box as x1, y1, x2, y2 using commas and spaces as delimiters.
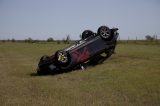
0, 35, 72, 44
0, 34, 159, 43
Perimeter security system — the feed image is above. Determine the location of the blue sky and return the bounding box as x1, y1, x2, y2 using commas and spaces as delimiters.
0, 0, 160, 40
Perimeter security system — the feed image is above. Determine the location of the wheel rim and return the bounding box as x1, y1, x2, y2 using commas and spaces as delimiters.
57, 52, 68, 63
100, 27, 110, 39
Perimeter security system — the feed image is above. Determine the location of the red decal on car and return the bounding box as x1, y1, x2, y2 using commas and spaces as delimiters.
72, 47, 90, 62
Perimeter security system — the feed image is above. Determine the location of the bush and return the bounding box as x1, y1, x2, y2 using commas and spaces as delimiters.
47, 38, 54, 42
145, 35, 156, 41
25, 37, 33, 43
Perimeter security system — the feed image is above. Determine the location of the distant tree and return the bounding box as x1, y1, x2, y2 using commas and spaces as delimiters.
25, 37, 33, 43
11, 38, 15, 42
47, 37, 54, 42
7, 39, 10, 42
67, 35, 70, 42
28, 37, 32, 42
66, 35, 70, 44
145, 35, 155, 41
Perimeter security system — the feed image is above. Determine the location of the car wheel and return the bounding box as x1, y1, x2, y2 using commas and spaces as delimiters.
55, 50, 71, 68
38, 55, 50, 65
37, 55, 50, 75
82, 30, 94, 39
97, 26, 112, 40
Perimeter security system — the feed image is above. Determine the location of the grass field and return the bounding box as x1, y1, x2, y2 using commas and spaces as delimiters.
0, 42, 160, 106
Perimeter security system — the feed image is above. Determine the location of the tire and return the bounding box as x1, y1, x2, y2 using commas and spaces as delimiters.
97, 26, 112, 40
55, 50, 71, 68
37, 55, 50, 75
38, 55, 50, 66
82, 30, 94, 39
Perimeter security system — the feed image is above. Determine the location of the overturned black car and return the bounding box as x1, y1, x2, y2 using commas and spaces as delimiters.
37, 26, 119, 75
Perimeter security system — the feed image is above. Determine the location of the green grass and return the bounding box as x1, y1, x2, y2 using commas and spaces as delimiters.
0, 42, 160, 106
